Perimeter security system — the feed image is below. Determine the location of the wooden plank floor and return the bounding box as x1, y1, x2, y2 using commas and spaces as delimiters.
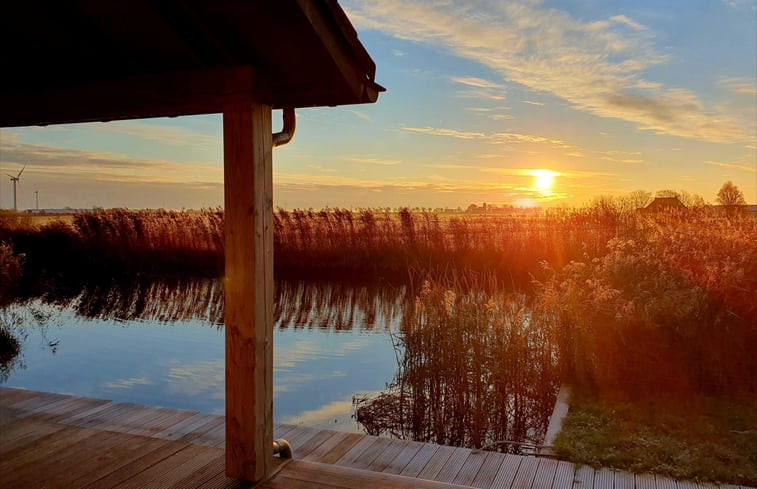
0, 388, 752, 489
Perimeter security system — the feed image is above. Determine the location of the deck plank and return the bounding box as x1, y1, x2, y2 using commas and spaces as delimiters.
67, 434, 174, 488
552, 461, 575, 489
471, 452, 508, 488
615, 470, 634, 489
0, 415, 67, 454
79, 438, 189, 489
453, 449, 488, 486
533, 458, 559, 489
594, 468, 615, 489
264, 460, 479, 489
2, 429, 126, 487
335, 433, 382, 467
490, 453, 523, 489
655, 476, 677, 489
0, 387, 37, 406
314, 431, 365, 465
383, 439, 425, 475
302, 430, 353, 463
293, 428, 338, 460
154, 413, 213, 441
573, 465, 595, 489
636, 473, 656, 489
510, 456, 539, 489
400, 441, 442, 478
106, 444, 213, 489
435, 447, 473, 483
367, 438, 410, 473
350, 436, 396, 470
417, 444, 457, 480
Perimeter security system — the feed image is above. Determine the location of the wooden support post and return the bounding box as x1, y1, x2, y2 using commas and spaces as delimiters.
223, 101, 274, 482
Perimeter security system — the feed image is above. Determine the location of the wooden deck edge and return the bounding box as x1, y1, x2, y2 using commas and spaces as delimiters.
540, 384, 571, 455
262, 459, 478, 489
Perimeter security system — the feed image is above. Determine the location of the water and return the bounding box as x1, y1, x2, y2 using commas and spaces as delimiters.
1, 279, 405, 432
1, 278, 558, 449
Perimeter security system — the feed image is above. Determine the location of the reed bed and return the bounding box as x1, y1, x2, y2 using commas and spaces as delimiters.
533, 214, 757, 397
1, 206, 640, 280
354, 273, 559, 452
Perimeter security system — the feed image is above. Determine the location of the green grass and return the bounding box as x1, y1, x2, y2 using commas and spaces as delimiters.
553, 391, 757, 485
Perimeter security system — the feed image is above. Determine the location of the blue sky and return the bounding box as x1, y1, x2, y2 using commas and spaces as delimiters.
1, 0, 755, 210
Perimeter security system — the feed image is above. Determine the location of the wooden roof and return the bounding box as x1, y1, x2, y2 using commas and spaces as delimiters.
0, 0, 384, 127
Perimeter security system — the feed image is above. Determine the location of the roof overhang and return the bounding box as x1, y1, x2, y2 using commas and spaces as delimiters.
0, 0, 384, 127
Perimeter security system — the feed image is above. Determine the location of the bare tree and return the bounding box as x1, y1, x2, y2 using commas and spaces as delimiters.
678, 190, 706, 208
717, 181, 746, 217
656, 189, 681, 199
716, 181, 746, 206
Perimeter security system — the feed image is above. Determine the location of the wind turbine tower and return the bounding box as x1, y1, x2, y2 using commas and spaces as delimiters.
6, 166, 25, 211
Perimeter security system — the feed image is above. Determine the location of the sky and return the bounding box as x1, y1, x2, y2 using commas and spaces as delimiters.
1, 0, 755, 210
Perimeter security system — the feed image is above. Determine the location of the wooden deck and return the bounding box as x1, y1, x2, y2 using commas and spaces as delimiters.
0, 387, 751, 489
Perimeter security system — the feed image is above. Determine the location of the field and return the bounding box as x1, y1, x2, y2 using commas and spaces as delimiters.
1, 205, 756, 483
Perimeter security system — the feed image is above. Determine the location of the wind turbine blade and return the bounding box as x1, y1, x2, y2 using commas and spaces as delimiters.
5, 174, 16, 179
17, 166, 25, 178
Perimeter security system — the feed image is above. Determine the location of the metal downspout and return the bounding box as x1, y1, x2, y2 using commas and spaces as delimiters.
273, 107, 296, 147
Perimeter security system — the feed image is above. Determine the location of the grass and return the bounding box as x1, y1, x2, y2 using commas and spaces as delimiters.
554, 391, 757, 485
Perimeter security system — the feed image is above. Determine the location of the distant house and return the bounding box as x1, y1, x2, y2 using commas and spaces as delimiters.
639, 196, 686, 213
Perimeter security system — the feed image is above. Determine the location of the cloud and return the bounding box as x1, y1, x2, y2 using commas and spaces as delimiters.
705, 160, 757, 173
401, 125, 578, 150
402, 126, 486, 139
350, 110, 372, 122
167, 360, 224, 398
105, 376, 153, 389
344, 0, 752, 143
450, 76, 507, 100
92, 121, 221, 150
0, 138, 222, 185
341, 155, 401, 166
279, 395, 370, 429
523, 100, 544, 106
720, 77, 757, 96
597, 149, 645, 165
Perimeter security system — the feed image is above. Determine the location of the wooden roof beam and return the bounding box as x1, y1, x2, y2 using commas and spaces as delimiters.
0, 66, 269, 127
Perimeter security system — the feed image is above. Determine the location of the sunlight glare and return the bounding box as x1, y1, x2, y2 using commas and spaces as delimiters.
532, 169, 555, 190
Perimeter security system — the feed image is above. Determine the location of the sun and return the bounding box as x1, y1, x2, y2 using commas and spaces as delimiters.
531, 169, 555, 190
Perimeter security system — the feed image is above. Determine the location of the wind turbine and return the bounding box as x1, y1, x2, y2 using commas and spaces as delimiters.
6, 166, 25, 211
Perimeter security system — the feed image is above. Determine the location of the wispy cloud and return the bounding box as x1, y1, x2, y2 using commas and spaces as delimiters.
401, 125, 577, 150
280, 395, 370, 429
450, 76, 507, 100
105, 377, 153, 390
345, 0, 751, 142
0, 139, 222, 185
350, 110, 372, 122
597, 149, 645, 165
523, 100, 544, 106
342, 155, 401, 166
720, 77, 757, 96
705, 160, 756, 173
402, 126, 486, 139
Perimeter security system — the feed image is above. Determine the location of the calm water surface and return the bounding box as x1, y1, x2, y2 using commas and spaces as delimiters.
2, 279, 404, 432
1, 278, 557, 448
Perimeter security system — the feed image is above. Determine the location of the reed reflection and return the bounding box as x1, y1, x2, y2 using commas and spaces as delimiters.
354, 278, 559, 453
31, 278, 405, 332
